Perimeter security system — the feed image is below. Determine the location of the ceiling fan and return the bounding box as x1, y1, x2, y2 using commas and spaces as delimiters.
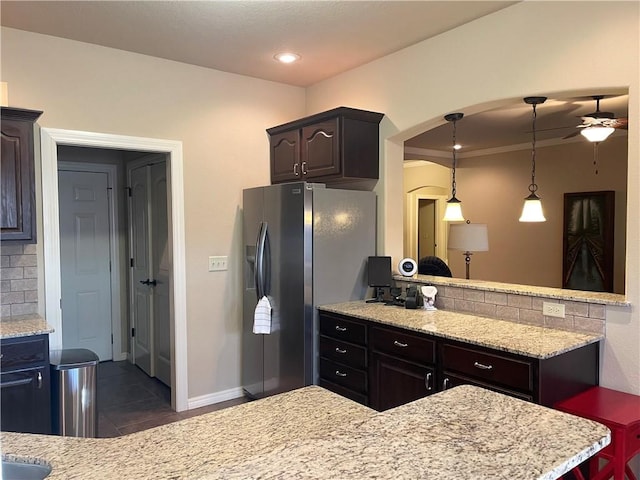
563, 95, 628, 141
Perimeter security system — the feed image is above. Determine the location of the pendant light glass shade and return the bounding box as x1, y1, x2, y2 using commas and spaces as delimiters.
443, 197, 465, 222
443, 112, 465, 222
519, 193, 546, 222
520, 97, 547, 223
580, 125, 615, 143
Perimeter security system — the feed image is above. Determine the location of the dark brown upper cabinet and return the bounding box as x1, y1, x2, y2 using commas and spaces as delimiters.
1, 107, 43, 242
267, 107, 384, 189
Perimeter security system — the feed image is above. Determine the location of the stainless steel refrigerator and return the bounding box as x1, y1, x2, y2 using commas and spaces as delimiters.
242, 182, 376, 399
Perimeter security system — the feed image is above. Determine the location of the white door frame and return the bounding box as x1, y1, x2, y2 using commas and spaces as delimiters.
58, 161, 124, 361
41, 128, 188, 412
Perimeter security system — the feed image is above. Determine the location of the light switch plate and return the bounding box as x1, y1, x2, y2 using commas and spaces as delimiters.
208, 256, 228, 272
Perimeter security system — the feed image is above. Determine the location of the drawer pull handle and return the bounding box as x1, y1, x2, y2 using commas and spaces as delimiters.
37, 371, 43, 389
425, 372, 432, 391
393, 340, 408, 348
442, 378, 451, 390
335, 325, 347, 332
335, 370, 347, 377
293, 163, 299, 176
335, 347, 347, 354
474, 361, 493, 370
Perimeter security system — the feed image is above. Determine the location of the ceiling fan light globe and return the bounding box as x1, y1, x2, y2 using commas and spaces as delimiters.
581, 125, 615, 142
519, 194, 546, 222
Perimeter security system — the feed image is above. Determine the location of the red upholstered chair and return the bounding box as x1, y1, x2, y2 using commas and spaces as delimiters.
555, 386, 640, 480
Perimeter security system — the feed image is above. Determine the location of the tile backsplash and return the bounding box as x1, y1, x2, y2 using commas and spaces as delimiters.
396, 280, 606, 335
0, 243, 39, 317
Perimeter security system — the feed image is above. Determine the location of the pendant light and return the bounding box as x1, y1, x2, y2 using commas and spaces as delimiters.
443, 112, 465, 222
519, 97, 547, 223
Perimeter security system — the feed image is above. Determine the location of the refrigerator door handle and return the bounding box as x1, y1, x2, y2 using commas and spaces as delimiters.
255, 221, 268, 299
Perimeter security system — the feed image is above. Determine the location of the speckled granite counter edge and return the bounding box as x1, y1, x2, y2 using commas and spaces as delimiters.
396, 274, 629, 306
0, 314, 54, 339
318, 303, 603, 359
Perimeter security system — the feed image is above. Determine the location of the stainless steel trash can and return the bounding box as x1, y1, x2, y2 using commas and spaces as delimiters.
50, 349, 99, 437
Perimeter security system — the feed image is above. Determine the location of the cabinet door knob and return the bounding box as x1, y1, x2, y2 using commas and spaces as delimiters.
293, 163, 300, 176
335, 370, 347, 377
36, 371, 43, 389
393, 340, 408, 348
473, 361, 493, 370
335, 347, 347, 354
335, 325, 347, 332
442, 378, 450, 390
301, 161, 308, 175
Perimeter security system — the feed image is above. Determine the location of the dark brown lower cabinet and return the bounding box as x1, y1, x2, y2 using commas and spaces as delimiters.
318, 310, 599, 411
370, 352, 436, 411
0, 334, 51, 434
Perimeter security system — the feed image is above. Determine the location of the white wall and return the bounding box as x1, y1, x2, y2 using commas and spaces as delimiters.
1, 27, 306, 399
307, 1, 640, 395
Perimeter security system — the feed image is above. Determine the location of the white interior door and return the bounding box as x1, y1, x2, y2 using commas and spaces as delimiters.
58, 170, 112, 360
128, 158, 170, 385
150, 162, 171, 387
129, 164, 153, 376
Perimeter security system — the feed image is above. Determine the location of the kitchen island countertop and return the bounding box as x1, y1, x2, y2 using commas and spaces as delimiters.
1, 385, 609, 479
319, 301, 603, 359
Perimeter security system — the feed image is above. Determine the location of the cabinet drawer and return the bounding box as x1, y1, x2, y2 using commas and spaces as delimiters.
441, 372, 533, 402
1, 336, 48, 370
319, 315, 366, 345
370, 327, 435, 365
319, 358, 367, 394
319, 335, 367, 369
442, 344, 533, 392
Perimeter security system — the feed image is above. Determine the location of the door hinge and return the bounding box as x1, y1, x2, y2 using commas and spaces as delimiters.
130, 258, 134, 268
131, 328, 135, 337
127, 187, 132, 197
111, 334, 113, 345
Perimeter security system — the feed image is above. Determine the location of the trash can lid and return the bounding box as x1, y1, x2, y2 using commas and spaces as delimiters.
50, 349, 99, 369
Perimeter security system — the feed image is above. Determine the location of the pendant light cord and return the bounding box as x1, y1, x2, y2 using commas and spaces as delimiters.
529, 103, 538, 194
451, 118, 458, 198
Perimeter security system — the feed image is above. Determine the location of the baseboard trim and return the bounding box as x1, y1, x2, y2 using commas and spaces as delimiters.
188, 387, 245, 410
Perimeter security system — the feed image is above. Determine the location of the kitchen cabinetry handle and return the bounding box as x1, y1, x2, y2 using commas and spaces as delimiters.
335, 370, 347, 377
0, 377, 34, 389
335, 347, 347, 354
425, 372, 432, 391
442, 378, 450, 390
335, 325, 347, 332
474, 361, 493, 370
36, 371, 42, 389
393, 340, 408, 348
293, 163, 300, 176
301, 162, 308, 175
255, 222, 268, 298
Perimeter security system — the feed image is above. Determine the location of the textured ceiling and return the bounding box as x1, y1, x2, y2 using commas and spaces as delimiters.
1, 1, 627, 155
0, 0, 516, 87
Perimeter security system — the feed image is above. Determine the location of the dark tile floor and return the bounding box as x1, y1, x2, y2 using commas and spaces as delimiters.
97, 360, 248, 438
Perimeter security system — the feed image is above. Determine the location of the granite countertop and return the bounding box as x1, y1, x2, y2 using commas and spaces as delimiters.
0, 314, 54, 339
319, 301, 603, 359
1, 385, 610, 480
398, 274, 629, 306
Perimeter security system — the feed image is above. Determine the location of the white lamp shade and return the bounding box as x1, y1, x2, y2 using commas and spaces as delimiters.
580, 125, 615, 143
519, 197, 546, 222
448, 223, 489, 252
443, 200, 465, 222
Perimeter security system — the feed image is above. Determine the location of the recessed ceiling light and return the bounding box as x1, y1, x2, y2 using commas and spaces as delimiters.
274, 52, 301, 64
